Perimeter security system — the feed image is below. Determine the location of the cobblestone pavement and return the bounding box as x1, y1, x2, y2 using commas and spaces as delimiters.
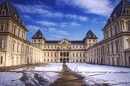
50, 63, 85, 86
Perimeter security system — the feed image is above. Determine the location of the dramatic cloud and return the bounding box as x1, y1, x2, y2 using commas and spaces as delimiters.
15, 4, 63, 18
15, 4, 88, 21
57, 0, 114, 17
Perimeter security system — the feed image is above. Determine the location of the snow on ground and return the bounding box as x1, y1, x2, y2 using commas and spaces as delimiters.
11, 63, 63, 72
34, 63, 63, 71
66, 63, 130, 72
0, 72, 24, 86
66, 63, 130, 86
0, 63, 63, 86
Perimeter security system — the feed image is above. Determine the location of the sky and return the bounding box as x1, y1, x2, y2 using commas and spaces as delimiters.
0, 0, 127, 41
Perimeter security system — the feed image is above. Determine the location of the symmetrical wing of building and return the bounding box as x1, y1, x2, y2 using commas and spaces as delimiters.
0, 0, 130, 67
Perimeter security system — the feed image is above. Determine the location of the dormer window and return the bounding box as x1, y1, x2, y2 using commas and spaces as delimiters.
1, 9, 6, 16
0, 25, 3, 31
106, 20, 108, 25
114, 13, 117, 20
18, 18, 21, 23
126, 8, 130, 14
110, 17, 112, 23
22, 22, 24, 26
14, 14, 17, 20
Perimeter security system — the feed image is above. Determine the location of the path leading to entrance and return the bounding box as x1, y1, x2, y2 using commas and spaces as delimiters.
50, 63, 85, 86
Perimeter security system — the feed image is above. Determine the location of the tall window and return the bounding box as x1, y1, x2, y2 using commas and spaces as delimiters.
17, 43, 19, 52
107, 30, 109, 38
110, 28, 112, 37
0, 25, 3, 31
108, 44, 109, 54
128, 24, 130, 31
0, 56, 3, 64
18, 29, 20, 37
12, 43, 15, 52
111, 42, 114, 53
13, 27, 16, 35
0, 40, 2, 48
116, 41, 119, 52
115, 25, 118, 35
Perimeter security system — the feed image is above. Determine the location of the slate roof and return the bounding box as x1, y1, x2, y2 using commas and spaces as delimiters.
32, 30, 45, 39
45, 41, 59, 43
0, 0, 23, 26
84, 30, 97, 39
71, 41, 84, 44
103, 0, 130, 30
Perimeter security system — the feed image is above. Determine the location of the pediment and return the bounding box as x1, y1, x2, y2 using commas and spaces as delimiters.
58, 39, 71, 45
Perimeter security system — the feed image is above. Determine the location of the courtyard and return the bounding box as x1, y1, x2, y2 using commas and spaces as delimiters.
0, 63, 130, 86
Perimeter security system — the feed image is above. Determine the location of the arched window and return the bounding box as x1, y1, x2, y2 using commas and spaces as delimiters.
1, 9, 6, 16
0, 25, 3, 31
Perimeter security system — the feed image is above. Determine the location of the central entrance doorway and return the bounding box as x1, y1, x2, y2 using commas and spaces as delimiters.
60, 58, 69, 63
60, 52, 69, 63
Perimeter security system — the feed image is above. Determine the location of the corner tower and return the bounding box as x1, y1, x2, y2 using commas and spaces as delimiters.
32, 30, 45, 49
84, 30, 97, 48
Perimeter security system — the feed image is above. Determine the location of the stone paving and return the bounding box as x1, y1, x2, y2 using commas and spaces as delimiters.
50, 63, 85, 86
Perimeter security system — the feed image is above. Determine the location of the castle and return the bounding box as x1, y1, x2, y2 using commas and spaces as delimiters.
0, 0, 130, 67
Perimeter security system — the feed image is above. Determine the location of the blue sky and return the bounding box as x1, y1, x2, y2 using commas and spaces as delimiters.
0, 0, 126, 41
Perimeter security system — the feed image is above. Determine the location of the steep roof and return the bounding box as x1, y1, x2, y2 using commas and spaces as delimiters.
84, 30, 97, 39
103, 0, 130, 30
0, 0, 24, 26
32, 30, 45, 39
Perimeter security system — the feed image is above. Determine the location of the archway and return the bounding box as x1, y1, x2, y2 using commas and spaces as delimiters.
67, 58, 69, 63
63, 58, 66, 63
60, 58, 63, 63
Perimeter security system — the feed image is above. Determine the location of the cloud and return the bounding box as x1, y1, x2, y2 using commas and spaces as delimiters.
48, 28, 69, 35
57, 0, 114, 17
15, 4, 63, 18
70, 22, 81, 27
51, 35, 64, 38
26, 25, 40, 31
37, 21, 57, 26
37, 21, 81, 28
15, 4, 88, 21
22, 15, 31, 19
92, 17, 106, 23
65, 14, 88, 21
